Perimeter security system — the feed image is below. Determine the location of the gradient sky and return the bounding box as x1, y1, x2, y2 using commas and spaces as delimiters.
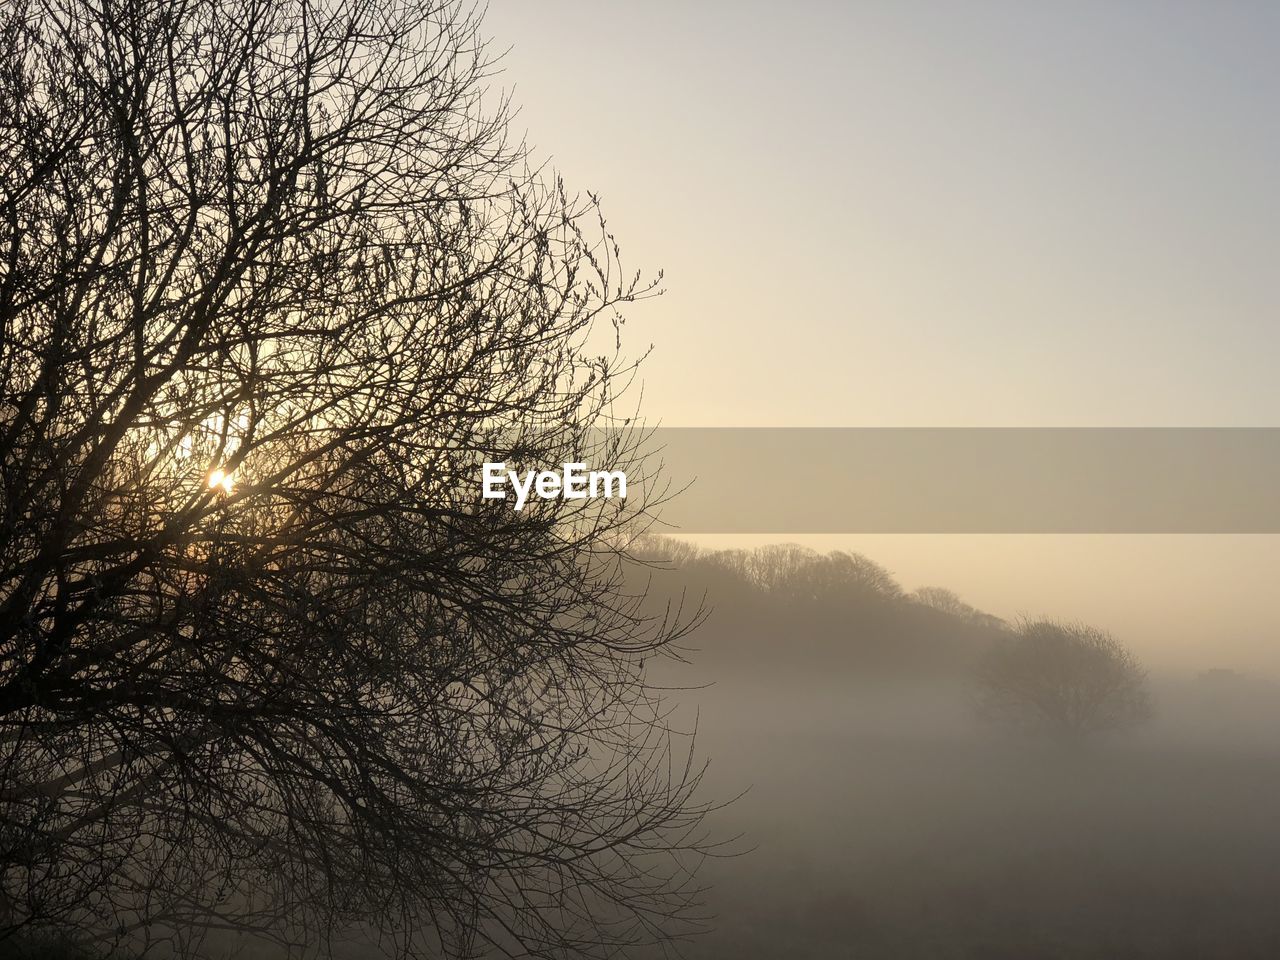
486, 1, 1280, 672
489, 0, 1279, 427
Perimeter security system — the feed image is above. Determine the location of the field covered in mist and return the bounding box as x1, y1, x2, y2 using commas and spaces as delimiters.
640, 543, 1280, 959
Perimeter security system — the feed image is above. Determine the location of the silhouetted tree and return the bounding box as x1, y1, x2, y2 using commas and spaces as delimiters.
716, 544, 902, 601
0, 0, 708, 956
633, 542, 1003, 679
977, 620, 1152, 741
910, 587, 1003, 629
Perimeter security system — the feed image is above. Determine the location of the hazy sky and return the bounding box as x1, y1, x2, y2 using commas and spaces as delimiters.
486, 1, 1280, 672
489, 0, 1279, 427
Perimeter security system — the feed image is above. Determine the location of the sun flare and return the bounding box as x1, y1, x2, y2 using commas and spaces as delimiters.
208, 468, 235, 494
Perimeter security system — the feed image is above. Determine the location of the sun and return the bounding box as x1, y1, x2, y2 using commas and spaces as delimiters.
208, 468, 235, 494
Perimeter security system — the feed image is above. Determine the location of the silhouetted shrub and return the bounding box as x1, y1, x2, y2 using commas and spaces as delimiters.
977, 619, 1152, 740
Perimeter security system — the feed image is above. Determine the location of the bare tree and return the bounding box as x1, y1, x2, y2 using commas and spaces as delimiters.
911, 587, 1005, 630
976, 620, 1152, 741
0, 0, 710, 956
714, 544, 902, 601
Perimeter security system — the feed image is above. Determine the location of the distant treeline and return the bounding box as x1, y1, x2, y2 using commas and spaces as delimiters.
634, 540, 1007, 680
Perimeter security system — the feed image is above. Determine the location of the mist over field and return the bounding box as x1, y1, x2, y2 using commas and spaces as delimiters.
634, 541, 1280, 959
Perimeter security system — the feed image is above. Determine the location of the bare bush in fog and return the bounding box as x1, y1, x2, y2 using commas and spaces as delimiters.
0, 0, 709, 956
977, 620, 1152, 741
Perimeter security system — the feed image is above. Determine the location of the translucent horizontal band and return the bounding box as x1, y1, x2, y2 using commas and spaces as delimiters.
618, 428, 1280, 533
